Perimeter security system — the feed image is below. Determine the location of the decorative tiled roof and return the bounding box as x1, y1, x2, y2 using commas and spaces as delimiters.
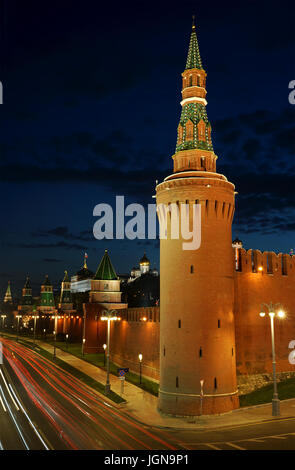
185, 17, 203, 70
42, 275, 52, 286
94, 250, 117, 280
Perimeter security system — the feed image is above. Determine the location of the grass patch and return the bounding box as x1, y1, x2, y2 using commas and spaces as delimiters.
2, 334, 125, 404
239, 377, 295, 407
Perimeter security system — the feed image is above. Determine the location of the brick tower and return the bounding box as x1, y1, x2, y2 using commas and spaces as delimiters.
39, 275, 56, 314
18, 276, 33, 312
58, 270, 73, 310
156, 18, 239, 416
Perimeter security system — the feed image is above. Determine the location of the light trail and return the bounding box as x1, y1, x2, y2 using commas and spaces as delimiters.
1, 338, 177, 450
0, 384, 29, 450
8, 383, 50, 450
0, 368, 19, 410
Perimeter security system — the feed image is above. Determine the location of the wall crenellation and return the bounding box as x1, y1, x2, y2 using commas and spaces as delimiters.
236, 248, 295, 277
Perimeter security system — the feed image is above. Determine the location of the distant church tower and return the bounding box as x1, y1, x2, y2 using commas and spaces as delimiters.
18, 276, 33, 312
39, 275, 55, 313
58, 271, 73, 310
156, 18, 239, 415
139, 253, 150, 274
4, 281, 12, 303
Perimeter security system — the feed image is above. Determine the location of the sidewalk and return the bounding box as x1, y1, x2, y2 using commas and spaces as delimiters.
6, 334, 295, 430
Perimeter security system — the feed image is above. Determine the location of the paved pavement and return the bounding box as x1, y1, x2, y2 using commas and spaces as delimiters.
7, 334, 295, 431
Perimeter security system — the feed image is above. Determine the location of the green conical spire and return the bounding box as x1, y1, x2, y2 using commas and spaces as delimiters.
43, 275, 52, 286
60, 270, 72, 304
4, 281, 12, 303
63, 270, 69, 282
21, 276, 33, 306
94, 250, 117, 280
185, 16, 203, 70
24, 276, 31, 289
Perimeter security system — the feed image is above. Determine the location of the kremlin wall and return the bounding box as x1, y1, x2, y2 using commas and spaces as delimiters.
2, 20, 295, 416
3, 245, 295, 398
83, 247, 295, 396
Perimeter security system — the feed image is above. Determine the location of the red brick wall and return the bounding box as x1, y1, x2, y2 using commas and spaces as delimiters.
110, 307, 160, 381
235, 249, 295, 376
83, 304, 160, 380
82, 251, 295, 391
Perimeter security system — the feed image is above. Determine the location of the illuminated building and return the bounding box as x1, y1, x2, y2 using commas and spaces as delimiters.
70, 253, 94, 293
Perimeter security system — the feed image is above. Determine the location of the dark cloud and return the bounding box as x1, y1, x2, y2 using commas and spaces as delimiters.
32, 227, 93, 242
8, 241, 87, 251
43, 258, 61, 263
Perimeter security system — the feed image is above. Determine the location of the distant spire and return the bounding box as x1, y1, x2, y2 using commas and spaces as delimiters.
63, 270, 69, 282
43, 274, 52, 286
60, 270, 72, 305
83, 252, 88, 269
21, 276, 33, 306
4, 281, 12, 303
24, 276, 31, 289
185, 17, 203, 70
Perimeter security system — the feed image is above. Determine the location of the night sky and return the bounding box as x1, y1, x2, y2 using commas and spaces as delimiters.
0, 0, 294, 299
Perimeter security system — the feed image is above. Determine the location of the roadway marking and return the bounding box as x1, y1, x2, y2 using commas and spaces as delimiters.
0, 368, 19, 410
249, 438, 266, 442
0, 391, 6, 412
0, 385, 29, 450
8, 384, 50, 450
225, 442, 245, 450
205, 443, 221, 450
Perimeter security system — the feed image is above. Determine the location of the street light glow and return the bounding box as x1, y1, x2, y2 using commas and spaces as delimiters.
138, 353, 143, 362
259, 301, 285, 416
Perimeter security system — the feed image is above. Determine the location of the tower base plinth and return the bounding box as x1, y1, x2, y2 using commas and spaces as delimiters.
158, 390, 239, 416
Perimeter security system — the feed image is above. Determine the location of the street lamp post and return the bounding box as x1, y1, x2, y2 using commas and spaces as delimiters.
16, 315, 21, 342
138, 353, 143, 384
259, 302, 285, 417
82, 338, 86, 356
103, 343, 107, 367
33, 315, 39, 347
53, 314, 58, 359
66, 334, 69, 350
53, 330, 56, 359
1, 315, 6, 334
43, 329, 46, 341
100, 310, 121, 395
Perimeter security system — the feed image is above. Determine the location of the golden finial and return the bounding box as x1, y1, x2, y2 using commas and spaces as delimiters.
83, 253, 88, 269
192, 15, 196, 30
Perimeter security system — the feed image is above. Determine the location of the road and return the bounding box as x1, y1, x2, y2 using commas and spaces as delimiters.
167, 417, 295, 450
0, 338, 177, 450
1, 337, 295, 450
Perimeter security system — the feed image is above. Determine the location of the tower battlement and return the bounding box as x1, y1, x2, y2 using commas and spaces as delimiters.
236, 248, 294, 277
